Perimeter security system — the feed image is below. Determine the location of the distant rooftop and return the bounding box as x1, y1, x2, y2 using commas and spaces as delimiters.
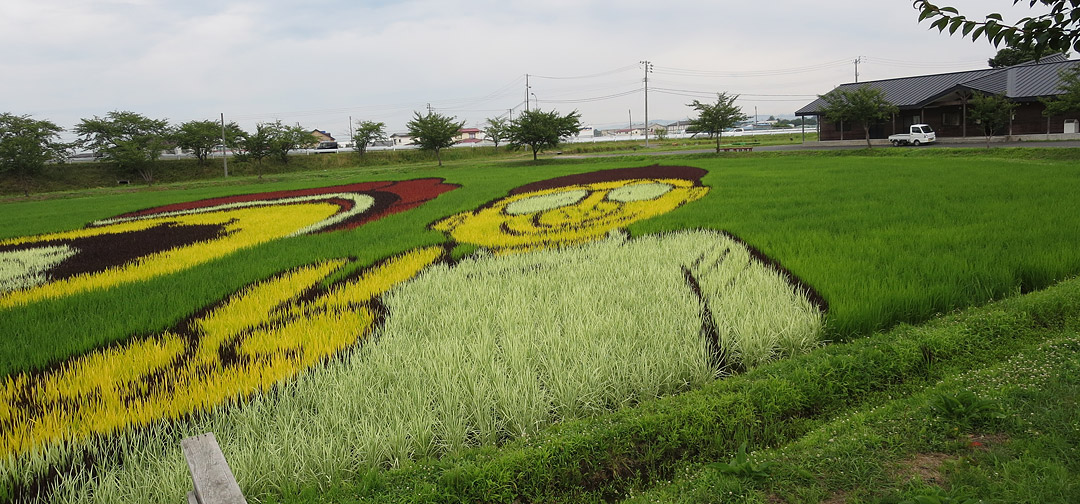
796, 55, 1079, 116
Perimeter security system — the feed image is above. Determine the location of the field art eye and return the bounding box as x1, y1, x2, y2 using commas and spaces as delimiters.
606, 182, 674, 202
504, 189, 589, 215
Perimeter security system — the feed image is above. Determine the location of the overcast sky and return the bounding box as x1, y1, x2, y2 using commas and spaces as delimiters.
0, 1, 1054, 140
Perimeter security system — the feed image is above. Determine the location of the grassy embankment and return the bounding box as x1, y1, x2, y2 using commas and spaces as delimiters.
1, 147, 1078, 502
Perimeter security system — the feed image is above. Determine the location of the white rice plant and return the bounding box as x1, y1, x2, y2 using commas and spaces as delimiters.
0, 245, 77, 294
26, 229, 822, 503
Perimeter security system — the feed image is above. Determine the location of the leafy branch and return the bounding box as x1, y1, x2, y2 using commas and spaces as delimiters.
913, 0, 1080, 53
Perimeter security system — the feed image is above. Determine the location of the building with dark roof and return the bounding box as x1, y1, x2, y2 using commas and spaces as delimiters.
310, 129, 336, 143
796, 55, 1080, 141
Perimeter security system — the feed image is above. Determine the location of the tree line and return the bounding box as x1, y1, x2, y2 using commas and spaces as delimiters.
0, 111, 322, 195
0, 95, 768, 197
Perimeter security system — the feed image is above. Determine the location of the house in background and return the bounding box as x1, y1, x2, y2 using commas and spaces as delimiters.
456, 128, 483, 144
310, 130, 335, 143
796, 55, 1080, 141
389, 132, 413, 146
666, 120, 694, 135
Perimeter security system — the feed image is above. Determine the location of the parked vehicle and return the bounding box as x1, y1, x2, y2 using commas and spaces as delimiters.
889, 124, 936, 146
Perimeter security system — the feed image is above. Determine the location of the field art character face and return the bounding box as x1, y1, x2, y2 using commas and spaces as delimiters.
0, 178, 461, 458
0, 179, 457, 307
433, 165, 709, 252
0, 247, 444, 458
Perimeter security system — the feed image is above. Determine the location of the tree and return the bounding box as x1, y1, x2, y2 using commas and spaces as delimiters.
482, 117, 509, 149
506, 109, 582, 161
968, 92, 1019, 148
818, 86, 899, 148
353, 120, 387, 157
988, 44, 1067, 67
237, 123, 273, 179
1041, 66, 1080, 118
914, 1, 1080, 54
263, 120, 313, 164
74, 111, 171, 185
686, 92, 749, 153
0, 113, 68, 196
406, 111, 464, 166
175, 119, 242, 165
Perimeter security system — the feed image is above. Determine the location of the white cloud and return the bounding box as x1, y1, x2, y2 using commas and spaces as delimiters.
0, 0, 1060, 137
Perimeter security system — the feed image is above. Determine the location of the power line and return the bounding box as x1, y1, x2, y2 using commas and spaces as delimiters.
652, 59, 852, 78
536, 88, 643, 104
531, 64, 639, 80
652, 89, 814, 102
651, 87, 816, 98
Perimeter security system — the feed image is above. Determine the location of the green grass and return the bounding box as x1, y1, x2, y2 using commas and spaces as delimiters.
623, 332, 1080, 504
2, 148, 1080, 502
3, 151, 1080, 375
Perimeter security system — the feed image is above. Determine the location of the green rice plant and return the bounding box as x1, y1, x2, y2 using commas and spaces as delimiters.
5, 152, 1080, 378
5, 151, 1080, 502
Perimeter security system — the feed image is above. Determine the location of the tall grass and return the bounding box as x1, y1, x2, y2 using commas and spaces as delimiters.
6, 229, 822, 503
631, 152, 1080, 338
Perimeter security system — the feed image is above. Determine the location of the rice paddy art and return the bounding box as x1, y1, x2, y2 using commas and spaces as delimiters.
0, 179, 457, 307
1, 167, 827, 502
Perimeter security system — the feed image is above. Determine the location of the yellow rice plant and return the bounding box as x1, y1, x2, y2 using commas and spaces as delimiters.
0, 203, 341, 308
433, 178, 707, 253
0, 246, 442, 459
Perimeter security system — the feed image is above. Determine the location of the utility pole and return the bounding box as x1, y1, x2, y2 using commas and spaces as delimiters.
426, 103, 433, 114
219, 113, 228, 178
640, 60, 653, 147
348, 115, 353, 148
854, 56, 862, 83
525, 74, 531, 112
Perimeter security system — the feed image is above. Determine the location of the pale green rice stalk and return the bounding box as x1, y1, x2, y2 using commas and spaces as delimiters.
29, 229, 822, 503
0, 245, 77, 294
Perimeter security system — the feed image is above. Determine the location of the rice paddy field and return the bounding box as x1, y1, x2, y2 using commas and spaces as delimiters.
1, 148, 1079, 503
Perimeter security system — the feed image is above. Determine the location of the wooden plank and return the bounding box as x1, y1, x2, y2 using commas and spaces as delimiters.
181, 432, 247, 504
